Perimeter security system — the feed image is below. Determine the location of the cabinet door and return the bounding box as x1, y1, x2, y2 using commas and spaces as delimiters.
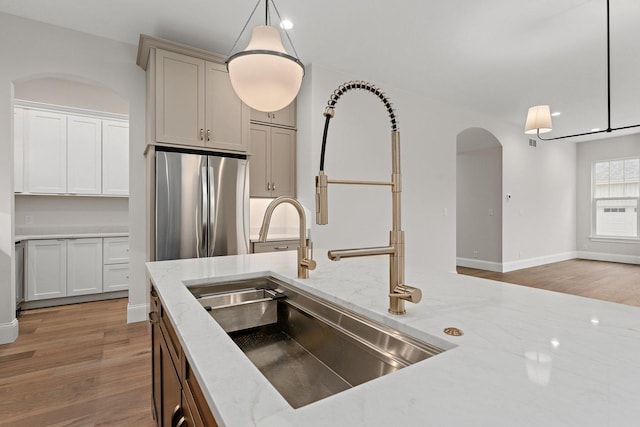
103, 264, 129, 292
249, 124, 271, 197
160, 330, 182, 427
250, 100, 296, 128
205, 61, 249, 152
270, 127, 296, 197
26, 240, 67, 300
67, 115, 102, 194
25, 110, 67, 193
270, 100, 296, 128
156, 49, 205, 147
14, 107, 25, 193
102, 120, 129, 195
67, 238, 103, 296
103, 237, 129, 264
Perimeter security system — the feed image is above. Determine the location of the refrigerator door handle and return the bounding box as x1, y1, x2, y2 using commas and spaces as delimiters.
208, 165, 216, 257
198, 165, 208, 257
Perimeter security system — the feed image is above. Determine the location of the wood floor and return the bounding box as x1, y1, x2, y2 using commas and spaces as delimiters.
0, 298, 155, 427
458, 259, 640, 307
1, 260, 638, 426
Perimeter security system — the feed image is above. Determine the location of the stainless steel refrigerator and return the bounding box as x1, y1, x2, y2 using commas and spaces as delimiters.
155, 148, 249, 261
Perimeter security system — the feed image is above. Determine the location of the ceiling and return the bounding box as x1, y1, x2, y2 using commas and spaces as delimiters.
1, 0, 639, 141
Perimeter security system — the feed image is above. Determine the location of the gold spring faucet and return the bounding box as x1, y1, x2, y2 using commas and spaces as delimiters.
259, 197, 316, 279
315, 81, 422, 315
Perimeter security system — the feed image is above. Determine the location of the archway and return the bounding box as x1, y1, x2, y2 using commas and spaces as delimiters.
12, 75, 130, 312
456, 127, 503, 271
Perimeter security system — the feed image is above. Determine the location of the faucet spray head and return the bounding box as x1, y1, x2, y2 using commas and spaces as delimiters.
315, 172, 329, 225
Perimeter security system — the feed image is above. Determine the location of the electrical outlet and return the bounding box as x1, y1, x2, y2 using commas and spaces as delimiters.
25, 215, 33, 225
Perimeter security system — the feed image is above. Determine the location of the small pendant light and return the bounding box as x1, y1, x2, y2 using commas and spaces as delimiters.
226, 0, 305, 112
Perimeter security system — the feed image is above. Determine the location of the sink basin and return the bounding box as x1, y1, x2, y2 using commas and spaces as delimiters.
189, 276, 444, 409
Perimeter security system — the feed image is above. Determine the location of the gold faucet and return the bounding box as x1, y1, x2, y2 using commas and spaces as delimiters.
315, 81, 422, 314
259, 197, 316, 279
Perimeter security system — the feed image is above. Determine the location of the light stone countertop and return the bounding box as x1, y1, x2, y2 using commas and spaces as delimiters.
15, 225, 128, 241
146, 252, 640, 427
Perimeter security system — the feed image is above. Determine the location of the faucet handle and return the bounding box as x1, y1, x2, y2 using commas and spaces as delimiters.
390, 284, 422, 304
301, 241, 316, 271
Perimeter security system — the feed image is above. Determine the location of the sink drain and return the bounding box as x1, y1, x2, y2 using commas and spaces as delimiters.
444, 327, 463, 336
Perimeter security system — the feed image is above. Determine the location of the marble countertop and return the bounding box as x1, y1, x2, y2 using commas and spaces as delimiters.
146, 252, 640, 427
15, 225, 128, 241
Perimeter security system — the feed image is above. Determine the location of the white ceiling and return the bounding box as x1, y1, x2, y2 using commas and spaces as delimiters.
1, 0, 639, 140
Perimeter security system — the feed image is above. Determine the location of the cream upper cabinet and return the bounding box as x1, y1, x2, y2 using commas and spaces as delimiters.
155, 49, 205, 147
67, 115, 102, 194
249, 123, 296, 198
205, 62, 249, 152
155, 49, 248, 152
102, 120, 130, 195
25, 109, 67, 194
250, 100, 296, 128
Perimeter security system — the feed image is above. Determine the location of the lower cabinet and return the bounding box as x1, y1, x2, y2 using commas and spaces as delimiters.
26, 236, 129, 302
150, 287, 218, 427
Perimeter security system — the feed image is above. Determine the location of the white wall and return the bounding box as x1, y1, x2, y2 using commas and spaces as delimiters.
296, 65, 578, 279
249, 198, 300, 236
15, 196, 128, 232
0, 12, 146, 344
576, 134, 640, 263
15, 77, 129, 114
457, 145, 502, 264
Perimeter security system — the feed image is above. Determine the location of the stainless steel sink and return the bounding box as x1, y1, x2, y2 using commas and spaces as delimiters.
189, 276, 444, 409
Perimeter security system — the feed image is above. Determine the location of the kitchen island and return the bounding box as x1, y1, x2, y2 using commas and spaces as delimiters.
146, 251, 640, 426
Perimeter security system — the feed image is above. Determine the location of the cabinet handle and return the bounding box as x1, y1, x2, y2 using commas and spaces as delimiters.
176, 416, 186, 427
274, 246, 289, 250
267, 182, 271, 191
148, 312, 158, 324
200, 129, 204, 141
171, 405, 183, 427
207, 129, 211, 142
272, 182, 276, 191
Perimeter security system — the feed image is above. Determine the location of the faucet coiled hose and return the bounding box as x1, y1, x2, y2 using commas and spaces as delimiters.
319, 81, 399, 171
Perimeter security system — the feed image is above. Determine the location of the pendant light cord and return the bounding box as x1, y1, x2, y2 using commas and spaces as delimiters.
538, 0, 640, 141
225, 0, 263, 59
270, 0, 302, 60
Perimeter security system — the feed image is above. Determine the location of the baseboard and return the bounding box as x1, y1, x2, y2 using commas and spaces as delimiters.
0, 318, 19, 345
127, 302, 150, 323
502, 251, 577, 273
22, 291, 128, 310
577, 251, 640, 265
456, 257, 503, 272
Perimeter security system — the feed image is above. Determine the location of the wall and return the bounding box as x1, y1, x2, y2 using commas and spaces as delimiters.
576, 134, 640, 263
15, 77, 129, 114
0, 12, 146, 344
296, 65, 578, 279
457, 143, 503, 267
15, 196, 128, 232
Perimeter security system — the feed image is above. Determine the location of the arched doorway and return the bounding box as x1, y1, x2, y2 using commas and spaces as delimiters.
456, 127, 503, 271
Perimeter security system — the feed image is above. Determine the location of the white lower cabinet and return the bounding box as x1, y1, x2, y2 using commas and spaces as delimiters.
26, 239, 67, 300
26, 236, 129, 301
103, 237, 129, 292
67, 238, 103, 296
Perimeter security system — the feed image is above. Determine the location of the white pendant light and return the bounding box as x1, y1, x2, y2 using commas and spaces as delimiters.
226, 0, 305, 112
524, 105, 552, 135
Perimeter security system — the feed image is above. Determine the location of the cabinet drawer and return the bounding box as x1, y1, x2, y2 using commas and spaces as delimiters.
103, 237, 129, 264
252, 240, 299, 253
103, 263, 129, 292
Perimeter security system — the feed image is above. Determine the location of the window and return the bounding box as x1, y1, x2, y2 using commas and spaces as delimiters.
592, 157, 639, 238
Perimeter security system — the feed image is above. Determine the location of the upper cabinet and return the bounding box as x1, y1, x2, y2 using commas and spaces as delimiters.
15, 104, 129, 196
102, 120, 130, 195
250, 100, 296, 129
154, 49, 249, 152
67, 115, 102, 194
25, 109, 68, 194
